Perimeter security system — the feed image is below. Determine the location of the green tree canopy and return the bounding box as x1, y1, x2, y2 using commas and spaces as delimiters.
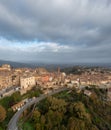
0, 105, 6, 122
11, 91, 21, 104
33, 110, 41, 123
73, 102, 91, 121
47, 96, 67, 113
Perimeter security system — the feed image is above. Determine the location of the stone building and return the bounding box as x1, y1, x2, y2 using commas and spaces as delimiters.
11, 101, 25, 111
1, 64, 11, 71
0, 75, 12, 89
0, 70, 13, 90
20, 76, 36, 90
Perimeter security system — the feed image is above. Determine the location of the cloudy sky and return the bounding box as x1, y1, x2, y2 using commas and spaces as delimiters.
0, 0, 111, 64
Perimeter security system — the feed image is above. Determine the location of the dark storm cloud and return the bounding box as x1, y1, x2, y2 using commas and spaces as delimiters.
0, 0, 111, 63
0, 0, 110, 43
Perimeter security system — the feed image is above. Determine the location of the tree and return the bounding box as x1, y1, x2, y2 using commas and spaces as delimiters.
73, 102, 91, 122
36, 123, 41, 130
40, 115, 46, 130
0, 127, 3, 130
11, 92, 21, 104
61, 125, 67, 130
47, 96, 67, 113
0, 105, 6, 122
40, 115, 46, 124
32, 110, 41, 123
67, 117, 86, 130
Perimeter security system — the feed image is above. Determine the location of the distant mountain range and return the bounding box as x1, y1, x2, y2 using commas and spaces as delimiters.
0, 60, 68, 70
0, 60, 36, 68
0, 59, 111, 70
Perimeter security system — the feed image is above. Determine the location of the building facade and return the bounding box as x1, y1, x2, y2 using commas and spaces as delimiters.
20, 76, 36, 89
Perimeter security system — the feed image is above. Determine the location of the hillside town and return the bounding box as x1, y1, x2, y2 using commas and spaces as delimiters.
1, 64, 111, 130
0, 64, 111, 100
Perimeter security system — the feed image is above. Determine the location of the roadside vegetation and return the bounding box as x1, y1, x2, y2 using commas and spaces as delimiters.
21, 87, 111, 130
0, 86, 42, 130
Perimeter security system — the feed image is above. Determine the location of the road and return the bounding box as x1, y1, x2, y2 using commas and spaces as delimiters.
7, 87, 69, 130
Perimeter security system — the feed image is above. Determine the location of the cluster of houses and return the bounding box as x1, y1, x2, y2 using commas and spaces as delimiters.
1, 64, 111, 111
0, 64, 111, 98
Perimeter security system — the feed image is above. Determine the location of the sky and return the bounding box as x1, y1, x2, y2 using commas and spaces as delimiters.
0, 0, 111, 64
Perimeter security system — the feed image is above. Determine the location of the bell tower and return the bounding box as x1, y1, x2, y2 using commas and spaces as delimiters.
58, 67, 60, 75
